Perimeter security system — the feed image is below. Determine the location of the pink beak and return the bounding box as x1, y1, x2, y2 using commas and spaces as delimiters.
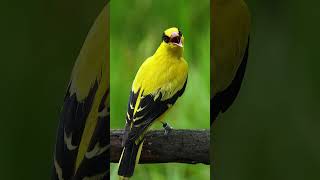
170, 32, 183, 47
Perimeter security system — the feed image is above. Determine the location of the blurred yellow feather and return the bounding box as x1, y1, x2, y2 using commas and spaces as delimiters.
212, 0, 251, 122
52, 4, 109, 180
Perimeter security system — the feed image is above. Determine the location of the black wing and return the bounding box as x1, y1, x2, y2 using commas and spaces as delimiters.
211, 39, 249, 124
52, 81, 98, 180
73, 89, 110, 179
123, 78, 188, 145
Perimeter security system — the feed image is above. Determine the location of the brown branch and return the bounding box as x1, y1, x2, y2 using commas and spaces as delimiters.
111, 129, 209, 165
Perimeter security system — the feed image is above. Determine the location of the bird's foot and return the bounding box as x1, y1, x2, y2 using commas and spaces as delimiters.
162, 122, 173, 136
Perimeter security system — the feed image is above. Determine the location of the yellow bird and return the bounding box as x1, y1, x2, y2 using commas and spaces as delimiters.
52, 4, 109, 179
211, 0, 251, 124
118, 27, 188, 179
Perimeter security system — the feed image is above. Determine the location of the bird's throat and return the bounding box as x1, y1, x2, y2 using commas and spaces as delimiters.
154, 43, 183, 59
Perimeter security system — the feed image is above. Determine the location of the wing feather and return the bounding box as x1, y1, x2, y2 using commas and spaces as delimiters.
122, 77, 187, 145
52, 4, 109, 180
53, 81, 99, 180
212, 40, 249, 123
73, 89, 110, 179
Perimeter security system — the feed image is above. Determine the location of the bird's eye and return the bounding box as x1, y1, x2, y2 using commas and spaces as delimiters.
178, 30, 182, 37
162, 33, 170, 43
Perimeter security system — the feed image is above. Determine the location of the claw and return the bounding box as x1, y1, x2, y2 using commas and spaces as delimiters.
162, 122, 173, 135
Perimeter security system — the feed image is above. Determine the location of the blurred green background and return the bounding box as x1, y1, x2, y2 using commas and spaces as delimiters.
0, 1, 105, 179
213, 0, 320, 180
110, 0, 210, 180
3, 0, 319, 179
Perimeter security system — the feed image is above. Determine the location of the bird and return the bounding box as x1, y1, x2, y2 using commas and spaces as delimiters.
52, 4, 110, 180
211, 0, 251, 124
118, 27, 188, 179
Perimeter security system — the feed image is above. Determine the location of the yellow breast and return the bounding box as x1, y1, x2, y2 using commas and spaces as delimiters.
132, 53, 188, 100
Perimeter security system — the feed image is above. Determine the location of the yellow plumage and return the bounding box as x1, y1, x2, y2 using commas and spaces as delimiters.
118, 27, 188, 179
212, 0, 251, 122
74, 3, 109, 170
52, 4, 109, 180
132, 51, 188, 99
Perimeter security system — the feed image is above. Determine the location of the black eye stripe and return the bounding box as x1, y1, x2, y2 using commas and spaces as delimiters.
178, 30, 182, 36
162, 33, 170, 43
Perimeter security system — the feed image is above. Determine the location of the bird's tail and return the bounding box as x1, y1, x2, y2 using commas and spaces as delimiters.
118, 139, 144, 179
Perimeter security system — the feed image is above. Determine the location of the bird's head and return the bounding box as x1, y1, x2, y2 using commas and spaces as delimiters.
162, 27, 184, 49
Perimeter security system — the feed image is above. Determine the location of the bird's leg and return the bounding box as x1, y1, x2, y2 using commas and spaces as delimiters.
161, 121, 173, 135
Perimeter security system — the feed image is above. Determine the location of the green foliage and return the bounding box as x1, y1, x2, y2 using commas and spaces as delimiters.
110, 0, 210, 179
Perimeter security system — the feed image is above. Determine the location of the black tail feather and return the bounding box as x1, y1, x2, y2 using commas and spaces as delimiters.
118, 140, 142, 178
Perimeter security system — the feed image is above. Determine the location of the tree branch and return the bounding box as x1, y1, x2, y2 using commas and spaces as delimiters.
111, 129, 209, 165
